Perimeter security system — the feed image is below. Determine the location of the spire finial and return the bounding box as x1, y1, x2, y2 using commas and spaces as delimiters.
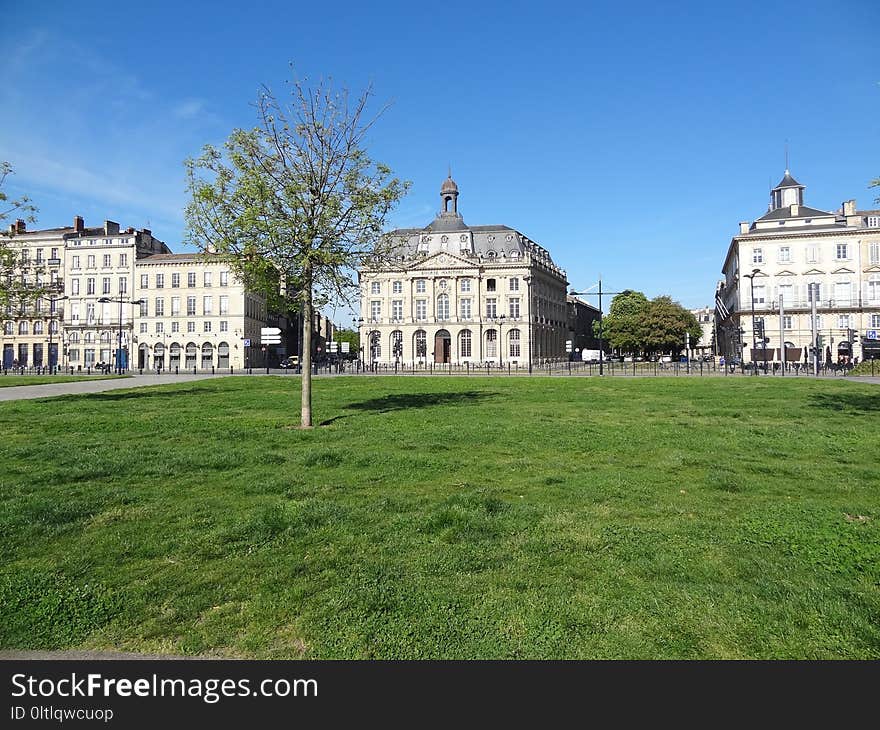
448, 163, 452, 179
784, 140, 789, 172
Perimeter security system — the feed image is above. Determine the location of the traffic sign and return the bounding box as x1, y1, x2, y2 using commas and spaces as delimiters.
243, 338, 251, 347
262, 337, 281, 345
867, 330, 879, 341
341, 342, 350, 353
260, 327, 282, 337
329, 342, 338, 352
565, 339, 572, 352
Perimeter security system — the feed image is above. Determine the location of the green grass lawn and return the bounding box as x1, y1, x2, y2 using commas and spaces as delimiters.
0, 375, 129, 387
1, 376, 878, 659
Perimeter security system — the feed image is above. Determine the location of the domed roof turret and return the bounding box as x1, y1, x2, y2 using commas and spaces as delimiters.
441, 175, 459, 194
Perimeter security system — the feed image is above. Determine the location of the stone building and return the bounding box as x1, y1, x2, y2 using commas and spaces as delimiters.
717, 170, 880, 364
357, 176, 568, 366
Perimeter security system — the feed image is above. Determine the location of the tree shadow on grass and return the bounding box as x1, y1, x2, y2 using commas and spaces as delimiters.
809, 391, 880, 414
71, 384, 228, 401
319, 391, 499, 426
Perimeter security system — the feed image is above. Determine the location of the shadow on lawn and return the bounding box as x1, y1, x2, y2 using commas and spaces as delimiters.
80, 384, 228, 401
319, 390, 498, 426
809, 391, 880, 414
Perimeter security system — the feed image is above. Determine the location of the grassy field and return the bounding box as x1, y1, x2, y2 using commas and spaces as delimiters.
0, 375, 129, 387
0, 376, 878, 659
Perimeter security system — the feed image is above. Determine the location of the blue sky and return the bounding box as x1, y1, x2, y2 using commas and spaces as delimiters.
2, 0, 878, 323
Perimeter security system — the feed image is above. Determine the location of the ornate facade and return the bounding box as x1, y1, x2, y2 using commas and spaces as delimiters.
358, 177, 568, 366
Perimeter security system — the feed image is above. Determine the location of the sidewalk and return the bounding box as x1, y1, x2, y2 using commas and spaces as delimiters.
0, 374, 221, 402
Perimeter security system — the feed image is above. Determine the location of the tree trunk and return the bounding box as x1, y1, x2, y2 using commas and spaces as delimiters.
301, 264, 313, 428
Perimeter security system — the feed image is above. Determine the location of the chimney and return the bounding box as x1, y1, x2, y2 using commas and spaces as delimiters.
126, 227, 134, 234
104, 220, 120, 235
739, 221, 750, 234
141, 228, 151, 236
842, 200, 856, 216
73, 215, 84, 232
15, 219, 26, 233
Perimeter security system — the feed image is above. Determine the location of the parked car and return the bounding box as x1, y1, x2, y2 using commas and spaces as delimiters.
279, 356, 300, 369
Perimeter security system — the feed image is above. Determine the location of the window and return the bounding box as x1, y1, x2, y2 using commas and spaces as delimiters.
171, 321, 180, 333
811, 314, 823, 330
155, 321, 164, 333
172, 273, 180, 288
188, 272, 196, 287
140, 274, 149, 288
459, 330, 472, 358
509, 277, 519, 291
187, 321, 196, 333
866, 277, 880, 303
103, 254, 111, 267
3, 322, 12, 335
509, 297, 520, 318
35, 249, 43, 263
101, 277, 110, 294
872, 314, 880, 328
203, 296, 213, 314
219, 296, 228, 315
486, 329, 497, 358
187, 296, 196, 315
219, 321, 227, 332
204, 272, 212, 287
392, 281, 402, 294
370, 300, 381, 321
752, 249, 763, 264
51, 248, 58, 260
868, 216, 880, 228
836, 243, 848, 260
752, 286, 765, 305
87, 255, 95, 268
833, 281, 851, 305
220, 271, 229, 287
72, 255, 80, 269
807, 283, 822, 302
155, 298, 165, 316
436, 294, 449, 319
86, 303, 95, 322
119, 277, 127, 294
460, 298, 471, 319
390, 330, 403, 358
371, 281, 381, 295
415, 330, 427, 358
778, 283, 793, 305
34, 321, 43, 334
870, 242, 880, 265
140, 300, 148, 317
486, 298, 497, 318
140, 322, 148, 333
87, 278, 95, 295
461, 278, 471, 293
392, 299, 403, 320
509, 329, 521, 357
119, 253, 127, 266
415, 279, 426, 293
415, 299, 427, 321
71, 279, 80, 295
838, 314, 851, 329
19, 321, 28, 335
69, 348, 80, 362
171, 297, 180, 315
486, 278, 496, 292
778, 247, 790, 263
204, 321, 212, 332
156, 274, 164, 288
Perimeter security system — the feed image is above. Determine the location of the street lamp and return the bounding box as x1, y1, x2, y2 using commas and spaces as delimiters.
570, 279, 623, 376
523, 275, 533, 374
489, 314, 506, 367
743, 269, 761, 376
98, 296, 145, 374
47, 293, 68, 373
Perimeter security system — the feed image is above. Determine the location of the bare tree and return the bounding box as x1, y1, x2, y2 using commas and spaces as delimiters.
185, 72, 408, 427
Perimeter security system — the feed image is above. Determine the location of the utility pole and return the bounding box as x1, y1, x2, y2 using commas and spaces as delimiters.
810, 283, 818, 376
570, 278, 624, 377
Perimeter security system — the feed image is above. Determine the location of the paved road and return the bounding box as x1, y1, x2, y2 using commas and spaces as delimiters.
0, 374, 221, 402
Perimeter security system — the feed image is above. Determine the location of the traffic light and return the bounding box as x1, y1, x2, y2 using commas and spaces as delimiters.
849, 328, 858, 344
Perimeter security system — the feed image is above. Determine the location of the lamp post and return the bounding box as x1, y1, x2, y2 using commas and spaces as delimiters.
490, 314, 506, 367
47, 293, 68, 373
570, 279, 623, 377
98, 296, 145, 374
743, 269, 761, 376
523, 275, 533, 374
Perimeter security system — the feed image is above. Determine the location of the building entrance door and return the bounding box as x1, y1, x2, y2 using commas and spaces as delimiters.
434, 330, 451, 363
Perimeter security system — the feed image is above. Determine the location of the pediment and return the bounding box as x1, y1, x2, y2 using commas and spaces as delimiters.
407, 252, 478, 271
864, 265, 880, 274
831, 267, 855, 275
803, 268, 825, 276
776, 270, 797, 277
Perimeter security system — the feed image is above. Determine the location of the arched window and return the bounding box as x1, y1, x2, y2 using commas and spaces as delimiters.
18, 321, 28, 335
185, 342, 197, 367
217, 342, 230, 368
436, 293, 449, 320
201, 342, 213, 368
3, 322, 12, 335
154, 342, 166, 369
34, 321, 44, 334
369, 331, 381, 361
68, 331, 80, 343
169, 343, 181, 366
390, 330, 403, 359
486, 329, 497, 358
414, 329, 427, 359
508, 329, 521, 358
459, 330, 472, 358
100, 331, 111, 343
